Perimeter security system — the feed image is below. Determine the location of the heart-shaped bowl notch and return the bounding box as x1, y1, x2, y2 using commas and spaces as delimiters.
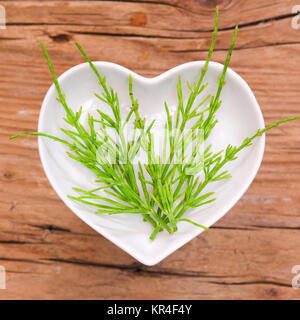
38, 61, 265, 266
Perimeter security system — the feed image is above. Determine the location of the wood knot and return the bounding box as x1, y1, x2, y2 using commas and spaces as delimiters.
49, 33, 71, 43
130, 12, 147, 27
266, 287, 278, 297
3, 171, 14, 180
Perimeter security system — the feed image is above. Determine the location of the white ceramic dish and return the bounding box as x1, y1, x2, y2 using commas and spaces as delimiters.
38, 61, 265, 266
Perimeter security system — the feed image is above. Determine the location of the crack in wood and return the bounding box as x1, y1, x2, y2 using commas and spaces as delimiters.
5, 270, 34, 274
223, 12, 298, 31
0, 37, 24, 41
45, 258, 240, 279
0, 240, 32, 245
212, 225, 300, 232
28, 224, 71, 233
5, 12, 298, 35
170, 41, 300, 53
0, 257, 48, 265
211, 226, 252, 231
210, 280, 291, 288
27, 223, 99, 237
172, 12, 299, 33
0, 239, 55, 245
252, 225, 300, 231
69, 30, 194, 40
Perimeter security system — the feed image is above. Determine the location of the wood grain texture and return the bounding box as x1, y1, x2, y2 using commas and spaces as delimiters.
0, 0, 300, 299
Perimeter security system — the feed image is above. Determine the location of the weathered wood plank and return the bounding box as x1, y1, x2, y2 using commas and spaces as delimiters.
2, 0, 299, 31
0, 226, 299, 299
0, 0, 300, 299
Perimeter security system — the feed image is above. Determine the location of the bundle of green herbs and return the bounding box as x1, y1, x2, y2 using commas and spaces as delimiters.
10, 7, 299, 240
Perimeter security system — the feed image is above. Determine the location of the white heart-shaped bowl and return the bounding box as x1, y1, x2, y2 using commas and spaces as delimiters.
38, 61, 265, 266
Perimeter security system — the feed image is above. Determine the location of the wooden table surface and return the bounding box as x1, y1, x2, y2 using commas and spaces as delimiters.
0, 0, 300, 300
